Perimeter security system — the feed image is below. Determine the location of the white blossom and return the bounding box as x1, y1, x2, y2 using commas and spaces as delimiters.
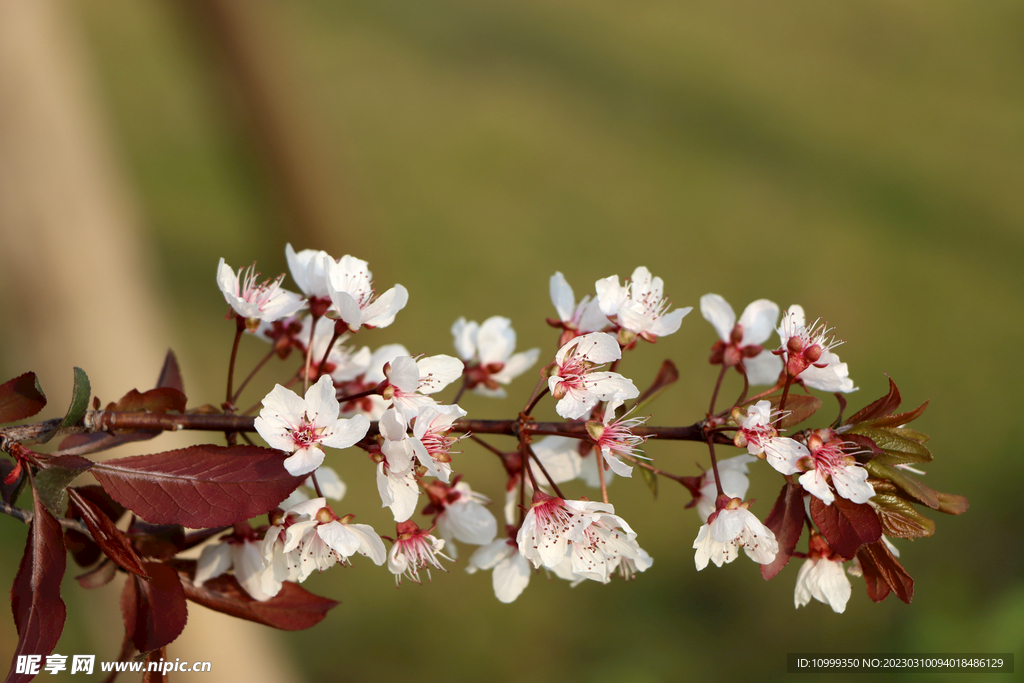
595, 266, 691, 340
548, 333, 638, 419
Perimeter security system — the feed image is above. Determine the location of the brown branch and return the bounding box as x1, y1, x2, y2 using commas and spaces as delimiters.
0, 411, 731, 446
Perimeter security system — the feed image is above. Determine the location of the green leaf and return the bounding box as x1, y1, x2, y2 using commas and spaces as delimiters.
870, 494, 935, 538
37, 367, 91, 444
35, 466, 88, 515
865, 462, 940, 509
848, 426, 932, 464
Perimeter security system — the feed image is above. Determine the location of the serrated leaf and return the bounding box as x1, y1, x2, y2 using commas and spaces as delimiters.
766, 394, 821, 428
870, 494, 935, 538
848, 426, 932, 464
844, 376, 901, 426
0, 372, 46, 424
143, 647, 169, 683
173, 560, 338, 631
127, 520, 186, 560
936, 491, 970, 515
871, 400, 929, 429
121, 562, 188, 653
7, 485, 67, 683
91, 445, 304, 528
865, 462, 940, 509
37, 367, 91, 444
34, 465, 90, 517
106, 387, 187, 416
761, 482, 806, 581
638, 463, 657, 499
810, 495, 881, 560
857, 540, 914, 603
67, 488, 147, 577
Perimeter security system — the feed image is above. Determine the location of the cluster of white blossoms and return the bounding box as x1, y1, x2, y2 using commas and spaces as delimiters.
211, 250, 899, 613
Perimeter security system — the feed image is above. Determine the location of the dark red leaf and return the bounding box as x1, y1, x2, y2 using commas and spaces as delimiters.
857, 540, 914, 603
766, 394, 821, 428
871, 400, 929, 428
142, 648, 168, 683
121, 562, 188, 653
1, 460, 23, 505
810, 495, 882, 560
156, 351, 184, 393
844, 376, 901, 426
75, 559, 118, 589
58, 431, 161, 457
0, 372, 46, 424
67, 489, 147, 577
6, 487, 67, 683
761, 482, 806, 581
173, 560, 338, 631
127, 520, 186, 560
91, 445, 304, 528
106, 388, 186, 416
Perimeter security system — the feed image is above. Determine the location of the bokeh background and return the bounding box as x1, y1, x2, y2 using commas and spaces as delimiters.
0, 1, 1021, 681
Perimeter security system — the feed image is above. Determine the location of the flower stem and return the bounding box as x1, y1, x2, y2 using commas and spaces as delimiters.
232, 347, 276, 405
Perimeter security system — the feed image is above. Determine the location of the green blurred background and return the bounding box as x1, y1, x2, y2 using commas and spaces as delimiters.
0, 1, 1021, 681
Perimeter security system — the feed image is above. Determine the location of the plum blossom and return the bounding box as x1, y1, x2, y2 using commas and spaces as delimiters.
432, 481, 498, 558
387, 520, 450, 584
467, 537, 533, 603
326, 254, 408, 332
451, 316, 540, 397
285, 244, 335, 299
796, 429, 874, 506
548, 333, 638, 419
734, 400, 808, 476
794, 535, 851, 613
595, 266, 691, 341
195, 537, 275, 601
217, 259, 305, 328
567, 509, 645, 584
261, 498, 386, 593
547, 272, 609, 346
776, 306, 856, 393
693, 497, 778, 570
699, 294, 781, 385
377, 408, 421, 522
254, 374, 370, 476
516, 492, 608, 569
691, 454, 756, 523
381, 354, 464, 420
279, 465, 347, 509
587, 398, 649, 478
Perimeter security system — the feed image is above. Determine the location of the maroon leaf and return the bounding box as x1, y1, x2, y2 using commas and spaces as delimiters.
174, 561, 338, 631
75, 559, 118, 589
67, 489, 147, 577
58, 430, 161, 458
1, 460, 23, 505
761, 482, 806, 581
121, 562, 188, 653
142, 648, 168, 683
871, 400, 929, 429
857, 540, 914, 603
0, 372, 46, 424
844, 376, 901, 426
809, 495, 882, 560
106, 388, 187, 416
127, 520, 186, 560
156, 350, 184, 393
7, 487, 67, 683
91, 445, 304, 528
766, 394, 821, 428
